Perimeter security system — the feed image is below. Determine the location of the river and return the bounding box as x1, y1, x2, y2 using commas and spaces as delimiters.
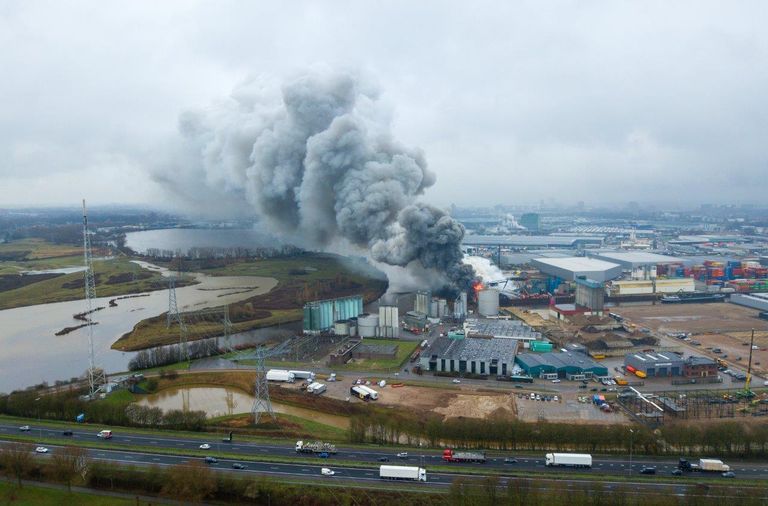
136, 385, 349, 429
0, 262, 278, 393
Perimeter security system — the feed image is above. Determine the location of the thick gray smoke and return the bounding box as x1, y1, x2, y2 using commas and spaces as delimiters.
153, 69, 474, 290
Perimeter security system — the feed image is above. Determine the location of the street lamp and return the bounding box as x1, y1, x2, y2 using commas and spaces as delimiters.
628, 428, 634, 475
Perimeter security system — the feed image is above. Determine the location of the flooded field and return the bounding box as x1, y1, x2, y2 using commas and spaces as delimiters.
136, 385, 349, 429
0, 261, 277, 393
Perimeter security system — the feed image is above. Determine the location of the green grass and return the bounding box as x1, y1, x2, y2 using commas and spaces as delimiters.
0, 257, 185, 310
0, 480, 137, 505
333, 338, 420, 373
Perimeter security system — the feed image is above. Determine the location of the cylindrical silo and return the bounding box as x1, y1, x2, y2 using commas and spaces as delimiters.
358, 313, 380, 337
333, 319, 350, 336
477, 288, 500, 317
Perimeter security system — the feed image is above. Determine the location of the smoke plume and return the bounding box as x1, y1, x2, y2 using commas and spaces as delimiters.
153, 69, 475, 290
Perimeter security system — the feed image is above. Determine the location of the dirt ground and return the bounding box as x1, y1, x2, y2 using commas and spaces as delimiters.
614, 302, 765, 335
514, 391, 629, 424
687, 332, 768, 376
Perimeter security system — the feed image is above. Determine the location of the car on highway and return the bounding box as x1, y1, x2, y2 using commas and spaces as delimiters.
504, 457, 517, 464
62, 430, 73, 436
35, 447, 49, 454
452, 379, 461, 384
514, 384, 523, 389
19, 425, 30, 432
722, 471, 736, 478
640, 467, 656, 475
397, 452, 408, 459
199, 443, 211, 449
321, 468, 335, 476
232, 463, 247, 470
378, 456, 389, 462
318, 452, 329, 459
671, 469, 683, 476
204, 457, 218, 464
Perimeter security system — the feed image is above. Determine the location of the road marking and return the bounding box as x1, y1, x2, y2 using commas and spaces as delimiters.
270, 466, 279, 470
365, 472, 374, 476
152, 458, 160, 461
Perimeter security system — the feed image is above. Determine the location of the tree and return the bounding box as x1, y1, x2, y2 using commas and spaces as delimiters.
50, 445, 90, 491
161, 460, 217, 503
0, 442, 34, 488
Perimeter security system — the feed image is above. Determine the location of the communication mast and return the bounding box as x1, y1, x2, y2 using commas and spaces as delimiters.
82, 200, 106, 397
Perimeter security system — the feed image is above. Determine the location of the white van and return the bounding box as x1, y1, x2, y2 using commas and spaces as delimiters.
97, 430, 113, 439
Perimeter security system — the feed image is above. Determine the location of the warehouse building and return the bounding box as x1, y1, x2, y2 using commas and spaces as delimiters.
624, 352, 717, 378
463, 318, 541, 345
682, 356, 718, 378
588, 251, 683, 280
730, 293, 768, 312
421, 337, 518, 376
515, 352, 608, 380
532, 257, 622, 282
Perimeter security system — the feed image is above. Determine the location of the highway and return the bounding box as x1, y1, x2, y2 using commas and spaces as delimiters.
2, 421, 768, 480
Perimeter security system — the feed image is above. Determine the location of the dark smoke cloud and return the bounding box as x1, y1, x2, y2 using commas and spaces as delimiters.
153, 68, 474, 290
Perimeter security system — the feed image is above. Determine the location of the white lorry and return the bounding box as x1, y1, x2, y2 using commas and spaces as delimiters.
699, 459, 730, 472
357, 385, 379, 400
379, 465, 427, 482
545, 453, 592, 468
289, 370, 315, 381
266, 369, 295, 383
307, 382, 326, 395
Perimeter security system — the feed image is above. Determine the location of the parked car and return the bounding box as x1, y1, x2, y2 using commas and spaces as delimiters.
378, 456, 390, 462
551, 379, 561, 383
35, 447, 49, 454
199, 443, 211, 450
204, 457, 218, 464
232, 463, 246, 470
321, 468, 335, 476
640, 467, 656, 475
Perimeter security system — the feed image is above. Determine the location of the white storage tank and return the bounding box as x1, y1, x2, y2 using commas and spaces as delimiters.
358, 313, 380, 337
477, 288, 500, 317
333, 319, 350, 336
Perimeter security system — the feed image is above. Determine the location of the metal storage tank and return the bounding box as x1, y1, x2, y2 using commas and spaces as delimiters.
477, 288, 500, 317
333, 320, 350, 336
358, 313, 380, 337
378, 305, 398, 328
429, 300, 439, 318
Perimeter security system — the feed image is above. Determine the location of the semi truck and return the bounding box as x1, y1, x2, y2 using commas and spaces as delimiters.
678, 458, 730, 472
289, 370, 315, 381
379, 465, 427, 482
357, 385, 379, 400
295, 441, 337, 454
307, 382, 326, 395
442, 449, 486, 463
266, 369, 295, 383
350, 385, 370, 400
545, 453, 592, 468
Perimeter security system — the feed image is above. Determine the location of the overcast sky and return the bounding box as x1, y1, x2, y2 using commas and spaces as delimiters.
1, 1, 766, 210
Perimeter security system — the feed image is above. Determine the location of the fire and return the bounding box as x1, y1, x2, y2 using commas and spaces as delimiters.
472, 281, 484, 294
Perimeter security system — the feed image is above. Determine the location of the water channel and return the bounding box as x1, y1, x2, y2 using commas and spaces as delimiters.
135, 386, 349, 429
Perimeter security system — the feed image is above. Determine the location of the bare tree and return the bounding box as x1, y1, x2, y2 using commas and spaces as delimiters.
50, 445, 90, 491
161, 460, 217, 503
0, 442, 35, 488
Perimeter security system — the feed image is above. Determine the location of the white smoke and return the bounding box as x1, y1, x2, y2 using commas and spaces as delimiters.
463, 255, 504, 282
152, 68, 475, 290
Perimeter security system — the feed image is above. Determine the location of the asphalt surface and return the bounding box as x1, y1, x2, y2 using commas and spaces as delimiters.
2, 422, 767, 480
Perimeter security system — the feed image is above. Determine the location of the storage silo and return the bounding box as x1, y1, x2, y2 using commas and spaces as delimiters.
477, 288, 500, 317
358, 313, 380, 337
333, 320, 350, 336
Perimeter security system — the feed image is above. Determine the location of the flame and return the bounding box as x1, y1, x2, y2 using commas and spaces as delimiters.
472, 281, 484, 294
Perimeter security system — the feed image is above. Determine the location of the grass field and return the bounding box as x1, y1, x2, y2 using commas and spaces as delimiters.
334, 338, 420, 372
0, 481, 137, 506
0, 257, 188, 310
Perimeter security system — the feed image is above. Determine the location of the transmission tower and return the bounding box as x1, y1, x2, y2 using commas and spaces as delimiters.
166, 258, 189, 362
82, 200, 106, 397
235, 339, 292, 424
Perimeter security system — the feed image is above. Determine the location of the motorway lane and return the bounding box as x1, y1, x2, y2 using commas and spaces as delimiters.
3, 422, 768, 479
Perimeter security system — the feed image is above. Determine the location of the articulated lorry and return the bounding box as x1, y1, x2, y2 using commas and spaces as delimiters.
295, 440, 338, 454
289, 370, 315, 381
357, 385, 379, 400
379, 465, 427, 482
266, 369, 295, 383
442, 449, 487, 463
545, 453, 592, 468
678, 458, 730, 472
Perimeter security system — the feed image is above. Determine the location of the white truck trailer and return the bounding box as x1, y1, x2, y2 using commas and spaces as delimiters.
698, 459, 730, 472
379, 465, 427, 482
307, 382, 326, 395
266, 369, 295, 383
545, 453, 592, 468
289, 370, 315, 381
357, 385, 379, 400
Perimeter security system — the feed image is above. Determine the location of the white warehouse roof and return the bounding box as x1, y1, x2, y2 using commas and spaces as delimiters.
588, 251, 683, 268
532, 257, 622, 282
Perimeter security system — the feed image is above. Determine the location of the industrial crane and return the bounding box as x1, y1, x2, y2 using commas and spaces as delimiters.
737, 329, 756, 399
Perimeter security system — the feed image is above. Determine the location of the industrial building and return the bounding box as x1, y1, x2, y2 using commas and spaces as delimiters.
404, 310, 427, 329
588, 251, 683, 280
303, 295, 364, 332
421, 337, 518, 376
574, 277, 605, 312
515, 352, 608, 380
623, 352, 717, 378
532, 257, 622, 282
464, 234, 605, 249
519, 213, 540, 232
415, 290, 431, 315
463, 318, 541, 344
609, 278, 696, 295
730, 293, 768, 312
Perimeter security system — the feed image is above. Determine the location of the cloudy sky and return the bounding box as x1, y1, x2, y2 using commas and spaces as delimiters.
1, 1, 766, 209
